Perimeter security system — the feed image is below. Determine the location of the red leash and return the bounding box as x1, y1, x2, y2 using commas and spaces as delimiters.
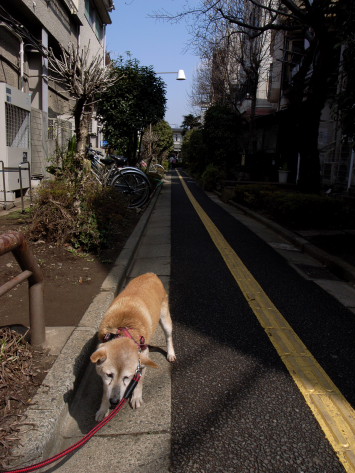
2, 372, 142, 473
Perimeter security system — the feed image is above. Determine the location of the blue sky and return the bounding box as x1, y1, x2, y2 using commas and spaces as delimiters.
106, 0, 200, 128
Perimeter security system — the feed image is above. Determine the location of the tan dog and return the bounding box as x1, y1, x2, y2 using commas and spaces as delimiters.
90, 273, 176, 421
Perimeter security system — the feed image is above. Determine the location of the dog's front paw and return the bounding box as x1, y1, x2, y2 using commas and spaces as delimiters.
95, 408, 109, 422
130, 394, 143, 409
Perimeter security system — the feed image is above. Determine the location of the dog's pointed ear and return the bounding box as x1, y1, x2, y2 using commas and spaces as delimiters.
140, 355, 159, 369
90, 347, 107, 365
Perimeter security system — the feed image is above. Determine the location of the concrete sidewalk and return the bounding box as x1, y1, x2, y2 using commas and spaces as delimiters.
210, 193, 355, 315
52, 177, 172, 473
9, 177, 172, 472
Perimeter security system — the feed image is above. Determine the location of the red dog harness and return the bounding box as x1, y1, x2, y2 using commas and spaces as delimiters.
103, 327, 148, 352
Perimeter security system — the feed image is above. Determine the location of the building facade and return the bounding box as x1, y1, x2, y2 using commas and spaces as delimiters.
0, 0, 112, 198
172, 127, 183, 156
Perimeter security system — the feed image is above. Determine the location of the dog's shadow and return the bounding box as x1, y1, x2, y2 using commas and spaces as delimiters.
65, 342, 169, 435
148, 345, 167, 357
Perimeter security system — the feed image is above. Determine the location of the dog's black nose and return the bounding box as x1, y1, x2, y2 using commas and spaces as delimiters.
109, 398, 119, 408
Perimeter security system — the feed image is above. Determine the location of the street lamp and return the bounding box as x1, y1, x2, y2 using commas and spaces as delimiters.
156, 70, 186, 80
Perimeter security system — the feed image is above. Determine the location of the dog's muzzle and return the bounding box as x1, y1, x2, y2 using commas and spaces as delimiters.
109, 371, 142, 408
109, 396, 120, 408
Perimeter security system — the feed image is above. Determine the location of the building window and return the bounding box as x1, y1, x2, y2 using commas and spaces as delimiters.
95, 18, 104, 42
85, 0, 104, 42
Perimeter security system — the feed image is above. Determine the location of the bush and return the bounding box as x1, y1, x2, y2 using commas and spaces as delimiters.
232, 185, 355, 229
201, 164, 225, 191
29, 175, 133, 252
181, 128, 207, 175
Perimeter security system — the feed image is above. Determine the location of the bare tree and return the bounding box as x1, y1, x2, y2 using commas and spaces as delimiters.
184, 3, 273, 166
48, 43, 120, 166
189, 59, 213, 113
140, 125, 159, 167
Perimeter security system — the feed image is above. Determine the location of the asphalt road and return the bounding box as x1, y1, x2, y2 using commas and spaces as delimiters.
169, 171, 355, 473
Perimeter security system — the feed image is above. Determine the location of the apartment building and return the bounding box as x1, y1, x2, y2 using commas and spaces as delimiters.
210, 2, 352, 189
208, 7, 278, 179
265, 24, 352, 188
0, 0, 113, 199
172, 127, 183, 156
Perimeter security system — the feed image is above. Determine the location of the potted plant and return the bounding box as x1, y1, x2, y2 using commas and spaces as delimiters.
278, 163, 289, 184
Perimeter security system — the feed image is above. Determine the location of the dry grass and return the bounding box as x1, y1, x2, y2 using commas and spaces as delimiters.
0, 328, 51, 469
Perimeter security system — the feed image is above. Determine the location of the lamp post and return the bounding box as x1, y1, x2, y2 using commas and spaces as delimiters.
148, 71, 186, 140
154, 69, 186, 128
156, 70, 186, 80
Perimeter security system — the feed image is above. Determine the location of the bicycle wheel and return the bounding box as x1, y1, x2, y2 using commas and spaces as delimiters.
111, 169, 151, 208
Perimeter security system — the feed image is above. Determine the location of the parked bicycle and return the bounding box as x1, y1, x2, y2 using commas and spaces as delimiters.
86, 146, 151, 208
149, 162, 165, 177
139, 159, 165, 178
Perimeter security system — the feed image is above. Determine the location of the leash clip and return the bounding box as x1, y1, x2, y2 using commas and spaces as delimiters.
123, 360, 143, 400
136, 357, 143, 374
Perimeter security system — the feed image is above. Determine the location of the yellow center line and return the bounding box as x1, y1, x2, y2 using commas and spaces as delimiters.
177, 171, 355, 472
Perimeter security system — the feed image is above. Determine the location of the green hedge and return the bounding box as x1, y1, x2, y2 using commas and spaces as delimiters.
232, 185, 355, 229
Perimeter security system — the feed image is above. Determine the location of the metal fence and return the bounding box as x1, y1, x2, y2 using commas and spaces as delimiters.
0, 231, 45, 346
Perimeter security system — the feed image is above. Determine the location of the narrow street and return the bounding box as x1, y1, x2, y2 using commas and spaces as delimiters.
170, 171, 355, 473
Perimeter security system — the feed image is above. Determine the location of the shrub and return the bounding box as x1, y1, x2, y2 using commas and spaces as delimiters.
232, 186, 355, 229
201, 164, 225, 191
29, 175, 132, 252
181, 128, 207, 175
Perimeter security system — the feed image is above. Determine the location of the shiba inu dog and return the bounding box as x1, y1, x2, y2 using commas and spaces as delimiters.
90, 273, 176, 421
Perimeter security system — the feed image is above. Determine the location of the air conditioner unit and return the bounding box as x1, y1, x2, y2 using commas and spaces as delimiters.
0, 83, 31, 198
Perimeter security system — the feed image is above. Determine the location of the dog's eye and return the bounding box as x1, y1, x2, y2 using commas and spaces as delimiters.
106, 373, 114, 379
123, 376, 130, 386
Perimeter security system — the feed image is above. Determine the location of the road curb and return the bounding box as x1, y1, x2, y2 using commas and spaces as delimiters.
228, 199, 355, 284
8, 185, 163, 469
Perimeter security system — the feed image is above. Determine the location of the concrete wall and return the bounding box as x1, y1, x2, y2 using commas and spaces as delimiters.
0, 26, 21, 88
20, 0, 79, 47
30, 108, 48, 176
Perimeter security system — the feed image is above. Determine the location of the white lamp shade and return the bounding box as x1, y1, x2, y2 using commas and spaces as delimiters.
177, 69, 186, 80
